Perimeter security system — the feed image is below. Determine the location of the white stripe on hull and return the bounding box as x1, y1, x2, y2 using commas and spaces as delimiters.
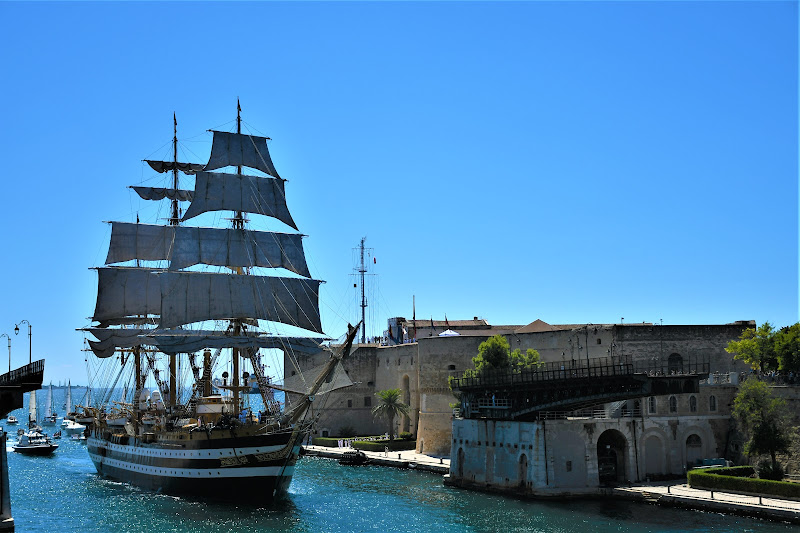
89, 451, 296, 479
88, 437, 290, 459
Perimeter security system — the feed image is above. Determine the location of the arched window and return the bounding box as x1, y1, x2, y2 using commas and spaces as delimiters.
447, 364, 456, 371
669, 395, 677, 413
648, 397, 656, 414
668, 353, 683, 373
689, 395, 697, 413
709, 395, 717, 412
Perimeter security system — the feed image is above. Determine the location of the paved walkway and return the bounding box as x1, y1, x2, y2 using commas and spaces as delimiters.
302, 445, 450, 474
615, 482, 800, 524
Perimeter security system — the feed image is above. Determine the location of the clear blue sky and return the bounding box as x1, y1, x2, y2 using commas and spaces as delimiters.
0, 1, 797, 384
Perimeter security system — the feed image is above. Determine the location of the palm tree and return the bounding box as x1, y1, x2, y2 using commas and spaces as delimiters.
372, 388, 410, 440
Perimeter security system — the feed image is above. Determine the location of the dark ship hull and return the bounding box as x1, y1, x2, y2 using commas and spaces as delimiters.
87, 426, 306, 500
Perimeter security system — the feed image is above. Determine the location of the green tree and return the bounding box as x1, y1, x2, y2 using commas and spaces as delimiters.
372, 389, 410, 440
732, 378, 793, 476
509, 347, 542, 371
462, 335, 541, 378
725, 322, 778, 372
774, 323, 800, 372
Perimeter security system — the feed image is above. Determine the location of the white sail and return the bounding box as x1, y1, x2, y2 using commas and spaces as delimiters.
86, 328, 322, 358
204, 130, 281, 178
181, 171, 297, 229
65, 381, 72, 413
148, 333, 322, 355
131, 186, 194, 202
105, 222, 311, 276
29, 390, 37, 425
158, 271, 322, 332
44, 384, 53, 419
86, 328, 145, 358
144, 160, 203, 175
92, 267, 163, 323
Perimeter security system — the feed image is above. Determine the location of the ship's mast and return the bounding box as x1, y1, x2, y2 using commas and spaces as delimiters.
168, 113, 179, 411
231, 100, 244, 417
359, 237, 367, 343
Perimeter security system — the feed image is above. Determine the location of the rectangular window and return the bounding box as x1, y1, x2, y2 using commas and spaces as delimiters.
566, 461, 572, 472
347, 399, 353, 408
364, 397, 371, 407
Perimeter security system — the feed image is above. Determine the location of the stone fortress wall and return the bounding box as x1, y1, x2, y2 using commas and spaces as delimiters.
289, 318, 756, 460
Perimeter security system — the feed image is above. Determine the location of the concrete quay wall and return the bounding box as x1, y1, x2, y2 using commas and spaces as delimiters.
447, 415, 731, 493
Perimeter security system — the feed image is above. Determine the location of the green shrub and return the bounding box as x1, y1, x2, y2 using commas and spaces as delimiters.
311, 437, 343, 447
688, 466, 800, 499
757, 459, 785, 481
352, 439, 417, 452
398, 432, 414, 441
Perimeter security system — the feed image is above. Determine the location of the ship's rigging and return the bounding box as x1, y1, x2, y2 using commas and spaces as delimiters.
79, 103, 357, 500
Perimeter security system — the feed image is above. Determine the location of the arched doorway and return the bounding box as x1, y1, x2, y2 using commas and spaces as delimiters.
597, 429, 628, 485
686, 434, 703, 467
457, 447, 465, 479
402, 375, 411, 433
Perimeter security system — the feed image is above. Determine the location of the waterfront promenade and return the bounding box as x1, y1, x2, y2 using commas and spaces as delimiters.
303, 444, 450, 474
615, 482, 800, 524
304, 445, 799, 524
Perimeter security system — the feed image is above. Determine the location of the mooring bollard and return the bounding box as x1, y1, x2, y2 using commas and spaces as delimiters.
398, 454, 402, 460
439, 458, 443, 464
667, 485, 671, 494
759, 496, 762, 505
710, 491, 714, 499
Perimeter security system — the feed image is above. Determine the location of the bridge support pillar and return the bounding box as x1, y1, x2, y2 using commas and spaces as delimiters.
0, 432, 13, 531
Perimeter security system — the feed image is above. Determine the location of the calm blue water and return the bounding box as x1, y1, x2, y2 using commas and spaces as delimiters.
4, 390, 795, 532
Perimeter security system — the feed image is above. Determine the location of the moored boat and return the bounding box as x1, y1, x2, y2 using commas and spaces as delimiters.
339, 450, 370, 466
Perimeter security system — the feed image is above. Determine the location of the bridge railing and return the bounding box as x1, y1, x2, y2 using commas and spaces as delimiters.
450, 355, 635, 390
450, 353, 710, 391
0, 359, 44, 386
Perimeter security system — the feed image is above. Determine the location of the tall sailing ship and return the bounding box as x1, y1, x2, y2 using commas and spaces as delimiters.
83, 105, 357, 500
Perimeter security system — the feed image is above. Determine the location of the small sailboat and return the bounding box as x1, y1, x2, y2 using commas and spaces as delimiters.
28, 390, 38, 429
42, 383, 58, 426
62, 380, 75, 425
6, 415, 17, 425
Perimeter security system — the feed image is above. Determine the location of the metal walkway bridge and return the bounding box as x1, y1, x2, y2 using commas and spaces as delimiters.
450, 355, 709, 421
0, 360, 44, 418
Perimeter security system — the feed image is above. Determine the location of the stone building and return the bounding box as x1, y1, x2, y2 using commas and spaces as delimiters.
446, 375, 742, 496
290, 318, 755, 462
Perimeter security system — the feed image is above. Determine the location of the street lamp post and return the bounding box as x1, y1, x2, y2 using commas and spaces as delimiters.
14, 320, 31, 364
0, 334, 9, 372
